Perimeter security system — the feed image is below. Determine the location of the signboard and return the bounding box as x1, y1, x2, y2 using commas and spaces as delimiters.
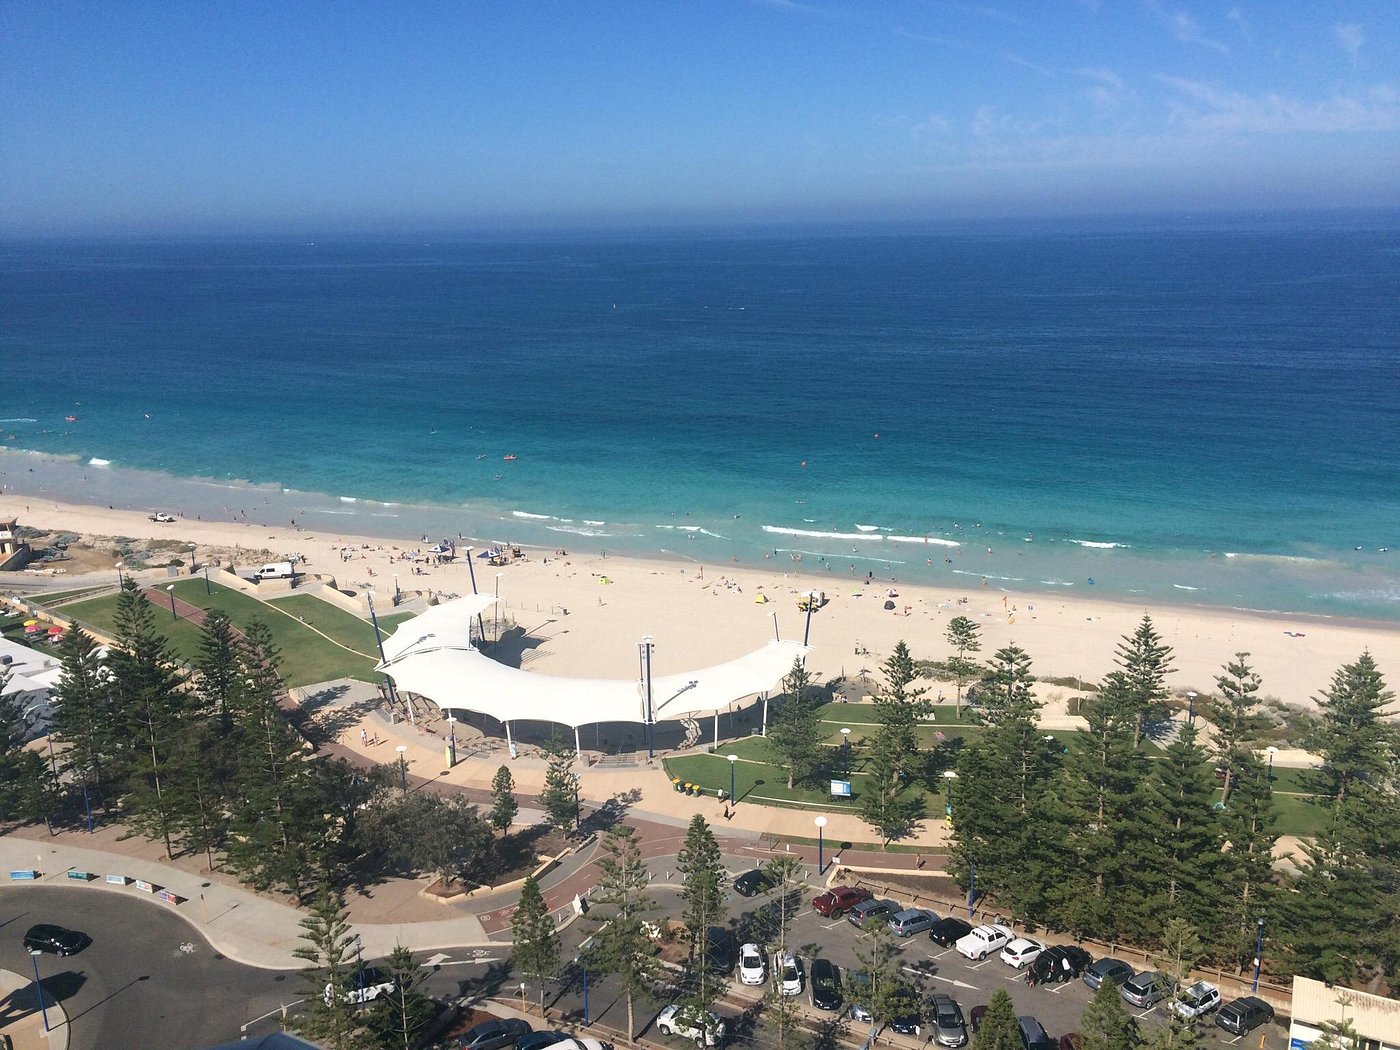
67, 870, 94, 882
133, 879, 156, 893
157, 890, 180, 905
830, 780, 852, 798
8, 870, 37, 881
106, 874, 129, 886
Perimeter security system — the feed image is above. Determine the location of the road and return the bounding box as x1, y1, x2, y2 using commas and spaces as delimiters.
0, 886, 297, 1050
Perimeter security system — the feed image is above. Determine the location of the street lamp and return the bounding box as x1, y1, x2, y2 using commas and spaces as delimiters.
1186, 690, 1198, 724
355, 934, 365, 1000
114, 561, 124, 588
28, 948, 50, 1033
727, 754, 738, 807
803, 591, 814, 646
188, 543, 197, 573
771, 610, 780, 642
494, 572, 504, 640
942, 769, 958, 820
395, 745, 408, 791
814, 815, 828, 873
203, 562, 211, 595
840, 727, 851, 776
1252, 914, 1266, 991
166, 584, 177, 620
447, 715, 458, 768
1266, 745, 1278, 781
464, 547, 479, 592
393, 573, 400, 605
639, 636, 656, 760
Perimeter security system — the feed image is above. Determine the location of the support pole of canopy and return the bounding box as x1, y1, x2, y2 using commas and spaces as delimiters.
366, 592, 407, 720
714, 710, 719, 749
803, 593, 814, 646
640, 637, 655, 760
465, 547, 486, 646
761, 692, 769, 736
504, 719, 513, 755
574, 725, 581, 757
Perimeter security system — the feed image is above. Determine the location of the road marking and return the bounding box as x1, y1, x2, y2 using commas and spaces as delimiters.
178, 941, 196, 954
437, 957, 503, 966
823, 920, 847, 930
929, 948, 953, 960
1223, 1036, 1243, 1046
969, 958, 994, 970
1136, 1008, 1157, 1019
425, 952, 450, 967
926, 974, 979, 991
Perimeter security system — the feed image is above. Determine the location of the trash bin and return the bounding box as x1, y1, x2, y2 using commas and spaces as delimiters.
672, 778, 683, 792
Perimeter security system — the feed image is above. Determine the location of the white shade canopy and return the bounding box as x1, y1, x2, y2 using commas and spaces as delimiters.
376, 598, 811, 728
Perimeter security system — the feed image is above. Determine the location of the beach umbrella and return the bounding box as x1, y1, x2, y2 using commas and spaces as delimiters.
24, 623, 42, 634
754, 593, 769, 604
22, 619, 38, 626
883, 599, 896, 610
47, 626, 63, 636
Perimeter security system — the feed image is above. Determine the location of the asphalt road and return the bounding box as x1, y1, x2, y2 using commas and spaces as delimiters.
0, 886, 299, 1050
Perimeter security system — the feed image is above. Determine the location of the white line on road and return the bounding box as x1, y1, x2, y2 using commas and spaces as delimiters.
823, 920, 847, 930
925, 974, 979, 991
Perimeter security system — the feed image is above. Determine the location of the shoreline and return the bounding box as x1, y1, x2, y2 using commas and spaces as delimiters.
5, 493, 1398, 713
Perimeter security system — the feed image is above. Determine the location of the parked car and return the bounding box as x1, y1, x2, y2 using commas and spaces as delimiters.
970, 1006, 988, 1033
1028, 945, 1093, 985
1120, 971, 1172, 1009
812, 885, 872, 918
889, 908, 940, 938
809, 958, 842, 1011
705, 926, 735, 976
776, 950, 804, 997
955, 923, 1015, 960
738, 942, 767, 986
929, 916, 974, 947
656, 1004, 725, 1047
149, 512, 176, 523
888, 990, 923, 1037
515, 1033, 569, 1050
733, 869, 777, 897
1059, 1035, 1081, 1050
22, 924, 89, 956
326, 966, 396, 1005
1215, 996, 1274, 1036
847, 898, 899, 929
1083, 958, 1135, 991
1172, 981, 1222, 1021
550, 1041, 613, 1050
931, 993, 968, 1048
846, 971, 874, 1024
1018, 1016, 1056, 1050
456, 1019, 532, 1050
1001, 937, 1047, 968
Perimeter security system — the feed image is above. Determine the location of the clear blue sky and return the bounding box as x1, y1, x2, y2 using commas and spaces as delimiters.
3, 1, 1397, 234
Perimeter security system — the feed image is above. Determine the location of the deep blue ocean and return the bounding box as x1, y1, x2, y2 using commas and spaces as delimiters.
2, 214, 1399, 619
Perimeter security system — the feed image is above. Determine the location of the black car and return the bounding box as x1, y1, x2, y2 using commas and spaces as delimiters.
888, 990, 923, 1037
1029, 945, 1093, 985
929, 916, 974, 947
22, 924, 89, 956
1083, 957, 1134, 991
1018, 1016, 1056, 1050
705, 926, 735, 976
809, 958, 842, 1011
516, 1033, 569, 1050
457, 1018, 531, 1050
733, 868, 777, 897
1216, 996, 1274, 1036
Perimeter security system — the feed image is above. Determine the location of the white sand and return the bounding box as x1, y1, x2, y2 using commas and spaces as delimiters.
7, 497, 1399, 710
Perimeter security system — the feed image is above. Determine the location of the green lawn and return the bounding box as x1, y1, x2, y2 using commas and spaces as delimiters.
268, 594, 410, 659
61, 580, 382, 687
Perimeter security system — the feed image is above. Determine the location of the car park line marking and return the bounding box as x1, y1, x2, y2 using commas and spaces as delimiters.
1223, 1036, 1243, 1046
1136, 1008, 1157, 1019
823, 920, 847, 929
929, 948, 953, 960
968, 959, 995, 970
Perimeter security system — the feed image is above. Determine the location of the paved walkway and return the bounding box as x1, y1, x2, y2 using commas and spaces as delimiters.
0, 966, 69, 1050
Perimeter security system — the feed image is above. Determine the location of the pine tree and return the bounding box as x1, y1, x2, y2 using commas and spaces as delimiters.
193, 609, 241, 728
1210, 653, 1265, 802
765, 658, 824, 789
974, 645, 1037, 726
378, 793, 496, 890
291, 885, 360, 1050
511, 875, 560, 1016
364, 944, 437, 1050
1146, 919, 1205, 1050
1113, 615, 1176, 748
0, 685, 57, 829
1215, 750, 1276, 967
858, 781, 924, 847
972, 990, 1021, 1050
489, 764, 518, 833
165, 722, 228, 872
759, 854, 805, 1050
50, 626, 115, 811
867, 641, 929, 796
853, 921, 912, 1032
585, 825, 659, 1040
1079, 977, 1139, 1050
539, 748, 580, 833
677, 814, 726, 1006
1305, 651, 1395, 807
944, 615, 982, 714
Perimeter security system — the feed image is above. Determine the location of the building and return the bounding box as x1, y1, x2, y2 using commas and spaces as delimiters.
0, 516, 32, 570
1291, 977, 1400, 1050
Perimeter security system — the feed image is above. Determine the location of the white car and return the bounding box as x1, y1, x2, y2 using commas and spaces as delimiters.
149, 512, 176, 523
738, 942, 767, 986
775, 950, 803, 997
656, 1004, 726, 1047
954, 923, 1015, 961
324, 966, 395, 1005
1000, 936, 1046, 968
1173, 980, 1222, 1020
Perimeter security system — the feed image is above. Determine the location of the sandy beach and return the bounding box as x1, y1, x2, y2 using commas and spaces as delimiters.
6, 495, 1398, 713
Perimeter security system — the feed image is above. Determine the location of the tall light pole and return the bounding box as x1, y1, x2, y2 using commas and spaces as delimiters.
447, 715, 458, 768
1186, 690, 1197, 724
771, 611, 779, 642
463, 546, 486, 642
803, 591, 814, 646
28, 949, 50, 1033
1266, 745, 1278, 781
365, 592, 404, 718
494, 572, 503, 641
355, 934, 364, 1000
841, 727, 851, 777
114, 561, 124, 588
1252, 915, 1266, 991
166, 584, 177, 620
639, 636, 655, 759
393, 573, 400, 605
188, 543, 197, 573
727, 754, 738, 807
395, 745, 408, 791
203, 563, 211, 595
942, 769, 958, 821
814, 815, 827, 873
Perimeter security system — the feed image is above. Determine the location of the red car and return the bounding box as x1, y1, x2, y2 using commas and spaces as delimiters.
811, 886, 873, 918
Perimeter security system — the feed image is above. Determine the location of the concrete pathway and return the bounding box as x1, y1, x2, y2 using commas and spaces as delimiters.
0, 967, 69, 1050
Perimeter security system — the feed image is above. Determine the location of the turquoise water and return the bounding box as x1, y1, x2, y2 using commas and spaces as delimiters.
2, 215, 1398, 618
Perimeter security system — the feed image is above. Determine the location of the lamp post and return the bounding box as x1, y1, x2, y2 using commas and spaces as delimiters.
188, 543, 197, 573
447, 715, 458, 768
355, 934, 364, 1000
1266, 745, 1278, 782
28, 948, 50, 1033
639, 636, 655, 760
771, 611, 779, 642
814, 815, 827, 873
942, 769, 958, 821
803, 591, 814, 646
727, 754, 738, 808
840, 727, 851, 776
393, 573, 400, 605
203, 563, 211, 595
968, 860, 977, 917
166, 584, 177, 621
395, 745, 408, 791
464, 547, 479, 592
1186, 690, 1197, 724
494, 572, 503, 640
1252, 914, 1266, 991
114, 561, 123, 588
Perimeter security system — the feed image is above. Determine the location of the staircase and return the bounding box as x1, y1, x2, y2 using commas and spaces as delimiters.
680, 716, 702, 749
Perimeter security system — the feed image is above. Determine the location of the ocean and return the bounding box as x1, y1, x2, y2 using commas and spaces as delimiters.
2, 214, 1398, 620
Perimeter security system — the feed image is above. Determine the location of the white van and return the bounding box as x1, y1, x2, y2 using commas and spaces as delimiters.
253, 562, 295, 580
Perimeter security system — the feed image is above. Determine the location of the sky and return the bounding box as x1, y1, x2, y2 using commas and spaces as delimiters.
2, 1, 1398, 235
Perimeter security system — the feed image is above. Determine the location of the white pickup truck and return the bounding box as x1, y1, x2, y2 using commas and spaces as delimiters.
954, 923, 1015, 961
1173, 980, 1222, 1020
